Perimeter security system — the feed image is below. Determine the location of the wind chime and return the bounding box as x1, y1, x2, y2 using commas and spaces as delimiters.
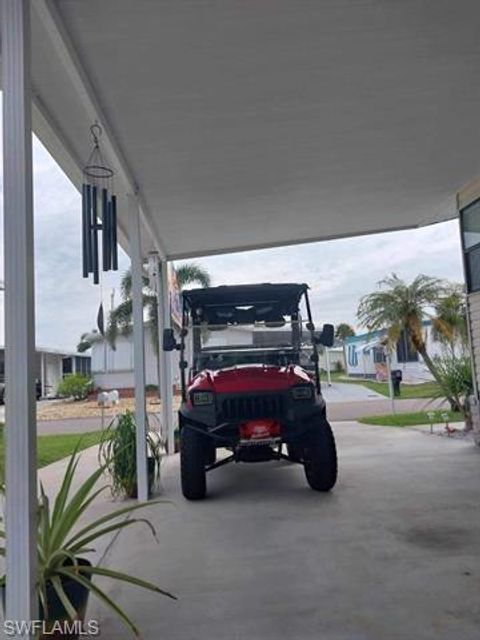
82, 124, 119, 335
81, 124, 118, 285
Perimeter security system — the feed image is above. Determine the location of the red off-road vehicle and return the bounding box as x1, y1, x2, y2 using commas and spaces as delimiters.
163, 283, 337, 500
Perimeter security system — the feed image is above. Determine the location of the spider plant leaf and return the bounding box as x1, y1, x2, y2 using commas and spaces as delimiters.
38, 486, 51, 556
53, 437, 83, 519
51, 447, 82, 523
44, 549, 79, 574
65, 500, 166, 549
50, 484, 110, 549
70, 547, 96, 556
49, 466, 108, 550
38, 582, 49, 621
50, 576, 78, 620
77, 565, 177, 600
67, 518, 157, 555
57, 568, 140, 637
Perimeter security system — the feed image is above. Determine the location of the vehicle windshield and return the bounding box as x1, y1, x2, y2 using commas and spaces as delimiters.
188, 314, 311, 372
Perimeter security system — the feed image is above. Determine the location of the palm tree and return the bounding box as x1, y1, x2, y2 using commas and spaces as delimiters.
77, 329, 103, 353
431, 284, 468, 357
103, 262, 210, 400
106, 262, 211, 351
357, 273, 456, 405
335, 323, 355, 343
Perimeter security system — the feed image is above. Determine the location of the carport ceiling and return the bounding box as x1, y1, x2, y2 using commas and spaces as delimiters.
21, 1, 480, 258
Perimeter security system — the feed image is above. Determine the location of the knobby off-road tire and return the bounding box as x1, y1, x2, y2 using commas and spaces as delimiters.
181, 426, 207, 500
303, 421, 338, 492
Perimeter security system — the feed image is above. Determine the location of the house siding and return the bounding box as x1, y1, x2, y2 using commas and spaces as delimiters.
467, 291, 480, 392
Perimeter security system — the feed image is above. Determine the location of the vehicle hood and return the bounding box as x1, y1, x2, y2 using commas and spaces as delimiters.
189, 364, 312, 394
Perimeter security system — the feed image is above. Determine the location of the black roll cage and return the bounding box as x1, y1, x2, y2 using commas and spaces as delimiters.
178, 286, 321, 401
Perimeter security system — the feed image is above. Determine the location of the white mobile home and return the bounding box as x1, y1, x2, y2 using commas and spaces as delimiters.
344, 322, 450, 383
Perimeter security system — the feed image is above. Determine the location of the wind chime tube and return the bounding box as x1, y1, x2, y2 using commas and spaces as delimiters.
82, 125, 118, 282
81, 183, 88, 278
111, 195, 118, 270
106, 199, 113, 270
92, 186, 99, 285
86, 184, 93, 274
101, 188, 109, 272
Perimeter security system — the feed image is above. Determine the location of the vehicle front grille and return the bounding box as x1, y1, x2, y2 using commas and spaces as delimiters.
220, 394, 286, 421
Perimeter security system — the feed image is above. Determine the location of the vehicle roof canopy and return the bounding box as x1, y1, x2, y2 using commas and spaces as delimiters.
183, 283, 308, 325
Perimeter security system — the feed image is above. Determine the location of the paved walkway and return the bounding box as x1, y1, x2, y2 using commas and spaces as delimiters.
322, 381, 384, 402
89, 422, 480, 640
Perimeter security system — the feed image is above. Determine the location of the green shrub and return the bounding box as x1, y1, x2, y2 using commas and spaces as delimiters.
433, 354, 473, 414
57, 373, 91, 401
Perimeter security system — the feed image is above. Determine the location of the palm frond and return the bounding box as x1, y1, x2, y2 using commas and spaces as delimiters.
175, 262, 211, 289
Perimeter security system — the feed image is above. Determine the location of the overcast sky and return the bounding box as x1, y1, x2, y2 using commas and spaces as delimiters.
0, 128, 465, 352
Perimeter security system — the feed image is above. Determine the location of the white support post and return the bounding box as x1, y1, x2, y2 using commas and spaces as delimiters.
2, 0, 38, 627
149, 253, 169, 445
161, 261, 175, 455
128, 195, 149, 501
41, 351, 46, 398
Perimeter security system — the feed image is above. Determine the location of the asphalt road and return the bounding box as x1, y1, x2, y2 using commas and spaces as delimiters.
35, 399, 448, 435
0, 380, 443, 434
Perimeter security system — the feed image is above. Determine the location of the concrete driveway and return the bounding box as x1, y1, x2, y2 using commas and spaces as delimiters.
89, 423, 480, 640
322, 381, 384, 402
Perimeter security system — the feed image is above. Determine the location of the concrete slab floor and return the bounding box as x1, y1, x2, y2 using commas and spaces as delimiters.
88, 422, 480, 640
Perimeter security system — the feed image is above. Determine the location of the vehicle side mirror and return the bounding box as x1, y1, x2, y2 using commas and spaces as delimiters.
315, 324, 335, 348
163, 328, 179, 351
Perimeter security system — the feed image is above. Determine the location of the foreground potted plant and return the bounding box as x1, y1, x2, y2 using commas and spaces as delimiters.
0, 444, 175, 638
99, 411, 163, 498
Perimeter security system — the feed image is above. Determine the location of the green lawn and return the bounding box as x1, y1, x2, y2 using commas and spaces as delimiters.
358, 410, 462, 427
328, 371, 442, 399
0, 428, 103, 482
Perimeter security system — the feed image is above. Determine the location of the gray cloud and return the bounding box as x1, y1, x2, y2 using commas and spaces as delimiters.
187, 219, 463, 332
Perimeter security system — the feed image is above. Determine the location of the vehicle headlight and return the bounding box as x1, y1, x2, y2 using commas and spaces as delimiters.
191, 391, 214, 406
292, 385, 313, 400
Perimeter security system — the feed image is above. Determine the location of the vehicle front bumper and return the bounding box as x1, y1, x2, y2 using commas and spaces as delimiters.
179, 392, 327, 447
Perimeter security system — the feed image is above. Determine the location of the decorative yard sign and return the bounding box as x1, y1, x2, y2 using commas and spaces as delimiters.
169, 264, 183, 328
81, 124, 119, 284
